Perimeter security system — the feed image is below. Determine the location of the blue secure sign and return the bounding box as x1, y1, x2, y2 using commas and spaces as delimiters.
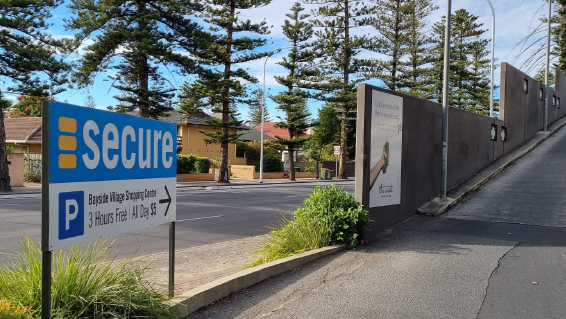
45, 102, 177, 250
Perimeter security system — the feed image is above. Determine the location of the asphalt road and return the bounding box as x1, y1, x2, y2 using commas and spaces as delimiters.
0, 184, 355, 263
191, 127, 566, 318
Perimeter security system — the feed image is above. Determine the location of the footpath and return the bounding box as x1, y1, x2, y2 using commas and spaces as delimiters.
186, 122, 566, 318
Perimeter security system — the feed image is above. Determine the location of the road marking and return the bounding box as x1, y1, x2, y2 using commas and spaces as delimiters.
2, 204, 22, 206
176, 215, 223, 222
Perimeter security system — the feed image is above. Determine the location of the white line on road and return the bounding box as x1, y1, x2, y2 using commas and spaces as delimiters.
176, 215, 224, 222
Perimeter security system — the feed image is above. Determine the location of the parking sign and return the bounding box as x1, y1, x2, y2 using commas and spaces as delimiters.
334, 146, 340, 155
42, 102, 177, 250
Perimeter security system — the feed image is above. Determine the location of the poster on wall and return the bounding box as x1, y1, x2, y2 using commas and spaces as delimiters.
369, 90, 403, 208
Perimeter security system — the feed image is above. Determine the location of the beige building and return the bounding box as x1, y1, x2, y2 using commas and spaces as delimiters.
5, 117, 42, 153
141, 110, 248, 165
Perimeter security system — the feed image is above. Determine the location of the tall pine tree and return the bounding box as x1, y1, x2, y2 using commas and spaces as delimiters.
248, 89, 270, 127
180, 0, 271, 182
66, 0, 208, 118
368, 0, 411, 92
272, 2, 313, 181
0, 0, 69, 191
555, 0, 566, 71
426, 9, 491, 114
403, 0, 437, 97
303, 0, 374, 179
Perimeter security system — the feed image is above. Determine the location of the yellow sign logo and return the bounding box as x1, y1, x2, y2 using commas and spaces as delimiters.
58, 117, 77, 169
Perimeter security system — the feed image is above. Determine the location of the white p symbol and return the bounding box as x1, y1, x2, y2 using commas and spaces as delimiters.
66, 199, 79, 230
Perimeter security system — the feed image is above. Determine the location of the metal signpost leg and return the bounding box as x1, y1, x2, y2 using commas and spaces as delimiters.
335, 156, 337, 180
41, 251, 51, 319
169, 221, 175, 298
41, 100, 51, 319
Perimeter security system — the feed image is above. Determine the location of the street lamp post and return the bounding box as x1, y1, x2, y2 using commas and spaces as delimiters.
485, 0, 495, 118
260, 47, 292, 183
544, 0, 553, 131
440, 0, 452, 198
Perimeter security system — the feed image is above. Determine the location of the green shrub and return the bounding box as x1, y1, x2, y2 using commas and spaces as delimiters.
296, 184, 371, 247
6, 146, 14, 154
262, 153, 282, 172
0, 238, 178, 319
305, 166, 317, 173
194, 157, 210, 174
24, 171, 42, 183
177, 154, 197, 174
251, 184, 371, 266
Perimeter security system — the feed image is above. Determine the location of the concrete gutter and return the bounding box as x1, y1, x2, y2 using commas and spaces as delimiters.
418, 116, 566, 216
185, 181, 354, 191
170, 244, 346, 317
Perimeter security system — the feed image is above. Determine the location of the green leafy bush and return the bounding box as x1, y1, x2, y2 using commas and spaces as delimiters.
305, 166, 316, 173
262, 153, 282, 172
177, 154, 197, 174
23, 155, 42, 183
295, 184, 371, 247
252, 184, 371, 266
0, 238, 178, 319
177, 155, 211, 174
6, 146, 14, 154
194, 157, 211, 174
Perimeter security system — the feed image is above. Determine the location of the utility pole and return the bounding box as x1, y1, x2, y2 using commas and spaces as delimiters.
441, 0, 452, 198
544, 0, 553, 131
485, 0, 496, 118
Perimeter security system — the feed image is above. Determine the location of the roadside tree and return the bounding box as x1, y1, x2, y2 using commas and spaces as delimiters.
0, 0, 69, 191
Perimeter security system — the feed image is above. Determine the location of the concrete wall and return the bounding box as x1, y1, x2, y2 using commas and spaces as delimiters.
499, 63, 566, 153
231, 165, 255, 179
7, 153, 24, 187
356, 85, 443, 231
357, 63, 566, 233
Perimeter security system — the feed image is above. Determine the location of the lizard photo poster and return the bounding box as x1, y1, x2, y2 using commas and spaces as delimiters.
369, 90, 403, 208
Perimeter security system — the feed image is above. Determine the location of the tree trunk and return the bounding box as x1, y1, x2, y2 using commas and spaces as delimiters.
139, 58, 150, 118
0, 103, 11, 192
338, 0, 350, 180
315, 160, 320, 179
137, 1, 150, 119
289, 149, 295, 181
218, 1, 235, 183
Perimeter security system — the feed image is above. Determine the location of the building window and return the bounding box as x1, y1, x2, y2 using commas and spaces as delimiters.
540, 88, 544, 101
553, 95, 557, 107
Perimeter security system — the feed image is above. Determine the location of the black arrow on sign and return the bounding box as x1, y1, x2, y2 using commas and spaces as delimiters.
159, 185, 172, 216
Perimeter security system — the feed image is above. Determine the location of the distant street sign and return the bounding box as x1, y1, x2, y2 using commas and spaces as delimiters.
43, 102, 177, 251
334, 145, 341, 155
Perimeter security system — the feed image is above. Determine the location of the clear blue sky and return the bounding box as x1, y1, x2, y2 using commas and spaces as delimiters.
3, 0, 550, 120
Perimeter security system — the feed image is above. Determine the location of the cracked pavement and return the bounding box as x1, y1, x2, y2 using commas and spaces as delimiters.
190, 125, 566, 318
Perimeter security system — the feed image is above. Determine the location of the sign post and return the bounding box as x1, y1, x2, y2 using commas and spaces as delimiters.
41, 102, 177, 318
333, 146, 340, 179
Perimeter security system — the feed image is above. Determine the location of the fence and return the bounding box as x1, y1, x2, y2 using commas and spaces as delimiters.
24, 154, 42, 183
